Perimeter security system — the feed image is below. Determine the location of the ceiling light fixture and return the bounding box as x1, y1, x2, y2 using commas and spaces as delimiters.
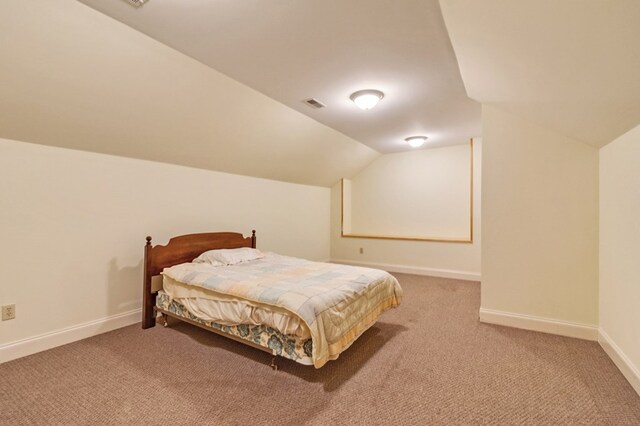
123, 0, 147, 6
404, 136, 428, 148
350, 89, 384, 110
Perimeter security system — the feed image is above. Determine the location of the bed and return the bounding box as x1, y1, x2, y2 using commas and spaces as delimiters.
143, 231, 402, 368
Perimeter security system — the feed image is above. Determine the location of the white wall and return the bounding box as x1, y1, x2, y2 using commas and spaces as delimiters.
331, 140, 481, 281
0, 138, 329, 361
481, 105, 599, 338
599, 124, 640, 395
346, 143, 472, 240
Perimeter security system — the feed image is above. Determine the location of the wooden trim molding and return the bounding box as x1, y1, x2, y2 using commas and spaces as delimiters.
598, 328, 640, 397
341, 138, 474, 243
0, 309, 141, 364
469, 137, 474, 242
331, 259, 481, 281
479, 308, 599, 341
340, 233, 472, 243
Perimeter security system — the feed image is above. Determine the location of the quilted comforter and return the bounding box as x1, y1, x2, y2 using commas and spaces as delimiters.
163, 253, 403, 368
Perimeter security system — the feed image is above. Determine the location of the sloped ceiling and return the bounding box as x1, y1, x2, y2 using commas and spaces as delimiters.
78, 0, 480, 153
0, 0, 378, 187
440, 0, 640, 147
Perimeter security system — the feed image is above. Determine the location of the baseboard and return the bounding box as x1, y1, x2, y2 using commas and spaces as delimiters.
598, 328, 640, 397
330, 259, 480, 281
479, 307, 598, 341
0, 308, 141, 364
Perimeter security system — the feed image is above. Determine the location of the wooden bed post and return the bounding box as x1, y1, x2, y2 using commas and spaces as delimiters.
142, 236, 156, 329
251, 230, 256, 249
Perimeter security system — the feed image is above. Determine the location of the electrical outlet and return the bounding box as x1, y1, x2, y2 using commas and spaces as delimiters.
359, 247, 364, 254
2, 304, 15, 321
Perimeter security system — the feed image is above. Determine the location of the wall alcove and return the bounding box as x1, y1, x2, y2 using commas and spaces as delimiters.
341, 139, 474, 243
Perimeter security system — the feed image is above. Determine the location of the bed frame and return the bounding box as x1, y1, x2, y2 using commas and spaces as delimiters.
143, 230, 311, 369
142, 231, 256, 329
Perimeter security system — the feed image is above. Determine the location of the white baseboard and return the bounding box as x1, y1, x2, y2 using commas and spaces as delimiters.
598, 328, 640, 397
479, 307, 598, 341
330, 259, 480, 281
0, 308, 141, 364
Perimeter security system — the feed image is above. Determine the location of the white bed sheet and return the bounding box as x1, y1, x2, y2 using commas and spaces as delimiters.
163, 275, 311, 339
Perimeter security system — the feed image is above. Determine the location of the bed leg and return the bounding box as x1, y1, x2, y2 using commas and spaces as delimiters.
270, 356, 279, 371
161, 313, 168, 327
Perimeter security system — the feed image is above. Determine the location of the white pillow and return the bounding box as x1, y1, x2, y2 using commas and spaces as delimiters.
193, 247, 264, 266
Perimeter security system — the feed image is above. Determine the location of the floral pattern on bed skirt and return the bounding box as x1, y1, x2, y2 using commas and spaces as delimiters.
156, 291, 313, 363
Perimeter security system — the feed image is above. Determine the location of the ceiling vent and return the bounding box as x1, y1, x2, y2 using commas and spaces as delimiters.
304, 98, 326, 109
122, 0, 147, 7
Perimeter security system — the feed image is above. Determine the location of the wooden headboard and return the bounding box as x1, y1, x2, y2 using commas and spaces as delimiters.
142, 230, 256, 329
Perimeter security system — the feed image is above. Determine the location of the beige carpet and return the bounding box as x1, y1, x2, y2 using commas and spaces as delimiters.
1, 273, 639, 425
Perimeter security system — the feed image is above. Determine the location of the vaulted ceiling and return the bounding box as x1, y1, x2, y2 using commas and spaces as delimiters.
0, 0, 378, 187
1, 0, 638, 189
440, 0, 640, 147
78, 0, 481, 153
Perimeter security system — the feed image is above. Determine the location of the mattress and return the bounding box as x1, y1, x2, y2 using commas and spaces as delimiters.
163, 275, 310, 338
163, 253, 402, 368
156, 290, 314, 365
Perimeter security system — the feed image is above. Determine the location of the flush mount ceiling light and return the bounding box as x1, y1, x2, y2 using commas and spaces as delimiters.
123, 0, 147, 7
404, 136, 428, 148
350, 89, 384, 110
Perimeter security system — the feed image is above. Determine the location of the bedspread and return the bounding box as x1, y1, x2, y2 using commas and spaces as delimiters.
163, 254, 402, 368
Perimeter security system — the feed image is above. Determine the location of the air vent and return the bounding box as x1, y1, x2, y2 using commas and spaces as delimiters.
304, 98, 326, 109
123, 0, 147, 7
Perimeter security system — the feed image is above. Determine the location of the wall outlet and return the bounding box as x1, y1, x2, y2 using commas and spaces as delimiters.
2, 304, 16, 321
359, 247, 364, 254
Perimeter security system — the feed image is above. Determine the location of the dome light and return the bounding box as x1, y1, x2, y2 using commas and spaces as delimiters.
350, 89, 384, 110
404, 136, 428, 148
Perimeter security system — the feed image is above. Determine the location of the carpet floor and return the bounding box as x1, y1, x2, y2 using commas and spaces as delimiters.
1, 273, 639, 425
